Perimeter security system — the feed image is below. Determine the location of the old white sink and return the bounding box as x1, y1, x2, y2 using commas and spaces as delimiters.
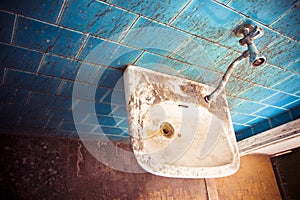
123, 65, 239, 178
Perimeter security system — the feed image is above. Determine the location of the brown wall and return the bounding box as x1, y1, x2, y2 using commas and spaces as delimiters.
0, 132, 281, 199
216, 154, 282, 200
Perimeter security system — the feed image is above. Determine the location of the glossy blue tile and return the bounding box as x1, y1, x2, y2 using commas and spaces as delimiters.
231, 113, 258, 124
253, 106, 286, 118
118, 118, 128, 128
99, 126, 124, 135
171, 0, 243, 41
0, 87, 29, 104
235, 127, 253, 141
227, 96, 244, 110
262, 92, 299, 107
29, 92, 55, 107
273, 75, 300, 94
111, 106, 127, 118
284, 99, 300, 109
72, 100, 112, 115
40, 54, 103, 83
111, 0, 188, 23
50, 110, 73, 122
135, 52, 188, 76
243, 64, 294, 87
0, 11, 14, 43
85, 115, 123, 126
246, 117, 267, 126
233, 123, 250, 132
171, 36, 232, 68
271, 6, 300, 40
0, 43, 43, 72
291, 105, 300, 119
39, 54, 80, 79
95, 102, 112, 115
20, 105, 50, 119
262, 38, 300, 68
45, 119, 60, 129
232, 101, 265, 114
14, 17, 87, 57
225, 77, 253, 97
122, 17, 190, 56
215, 0, 231, 4
4, 69, 62, 94
78, 36, 142, 68
60, 0, 137, 41
252, 119, 271, 135
0, 0, 64, 23
228, 0, 296, 25
102, 89, 126, 105
94, 67, 123, 88
270, 111, 292, 128
181, 65, 220, 84
50, 96, 73, 110
237, 85, 277, 102
287, 60, 300, 74
57, 80, 110, 101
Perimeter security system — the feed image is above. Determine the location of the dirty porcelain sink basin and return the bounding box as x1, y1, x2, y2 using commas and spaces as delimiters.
123, 65, 239, 178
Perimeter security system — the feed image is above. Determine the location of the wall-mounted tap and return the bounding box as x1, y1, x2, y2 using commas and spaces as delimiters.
204, 24, 266, 103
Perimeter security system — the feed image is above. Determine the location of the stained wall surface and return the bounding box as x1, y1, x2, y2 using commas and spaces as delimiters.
1, 132, 281, 199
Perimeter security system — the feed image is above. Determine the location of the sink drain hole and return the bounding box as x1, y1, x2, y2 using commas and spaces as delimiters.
160, 122, 175, 139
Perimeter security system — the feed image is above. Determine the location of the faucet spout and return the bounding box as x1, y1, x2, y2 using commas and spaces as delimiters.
204, 24, 266, 103
204, 53, 246, 103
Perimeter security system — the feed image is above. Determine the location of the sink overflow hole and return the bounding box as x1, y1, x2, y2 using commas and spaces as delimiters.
178, 104, 189, 108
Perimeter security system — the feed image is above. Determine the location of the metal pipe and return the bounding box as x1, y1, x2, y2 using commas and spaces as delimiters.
204, 52, 247, 103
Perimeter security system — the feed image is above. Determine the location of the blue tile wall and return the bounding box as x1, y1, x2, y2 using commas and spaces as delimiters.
171, 0, 244, 41
110, 0, 188, 23
273, 75, 300, 94
237, 85, 277, 102
252, 119, 271, 135
4, 69, 62, 94
78, 36, 142, 68
0, 0, 299, 141
0, 0, 64, 23
271, 5, 300, 40
287, 60, 300, 74
235, 127, 253, 141
228, 0, 296, 25
270, 111, 292, 128
253, 106, 286, 118
0, 43, 43, 72
0, 87, 29, 104
122, 17, 190, 56
135, 52, 189, 76
262, 92, 299, 107
0, 11, 14, 43
59, 0, 137, 41
14, 17, 87, 57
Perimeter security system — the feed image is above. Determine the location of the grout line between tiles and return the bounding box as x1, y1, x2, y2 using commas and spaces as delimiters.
1, 68, 8, 85
25, 91, 32, 105
269, 3, 295, 27
55, 0, 68, 24
36, 53, 47, 73
118, 15, 140, 43
10, 14, 18, 44
74, 34, 90, 59
168, 0, 193, 24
